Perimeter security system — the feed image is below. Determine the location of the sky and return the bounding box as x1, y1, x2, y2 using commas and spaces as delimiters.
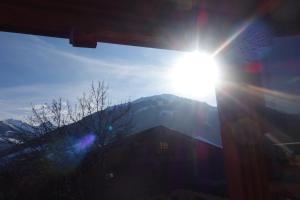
0, 31, 218, 120
1, 29, 300, 121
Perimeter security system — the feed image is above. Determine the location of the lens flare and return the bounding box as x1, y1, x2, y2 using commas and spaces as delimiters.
74, 133, 96, 152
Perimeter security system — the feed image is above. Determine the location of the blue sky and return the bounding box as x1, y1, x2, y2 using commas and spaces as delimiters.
1, 29, 300, 120
0, 32, 218, 120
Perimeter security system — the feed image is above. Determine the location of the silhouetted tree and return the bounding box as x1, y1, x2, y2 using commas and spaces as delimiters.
28, 98, 69, 136
27, 81, 132, 143
67, 81, 133, 148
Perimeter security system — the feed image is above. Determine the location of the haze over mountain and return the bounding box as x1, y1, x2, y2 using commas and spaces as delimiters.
129, 94, 221, 146
0, 94, 221, 151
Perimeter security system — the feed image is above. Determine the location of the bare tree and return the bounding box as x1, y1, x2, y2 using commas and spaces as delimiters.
0, 99, 70, 148
28, 98, 70, 137
67, 81, 133, 148
26, 81, 132, 148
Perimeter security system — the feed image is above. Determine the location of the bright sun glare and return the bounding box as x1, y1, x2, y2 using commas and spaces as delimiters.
169, 51, 220, 99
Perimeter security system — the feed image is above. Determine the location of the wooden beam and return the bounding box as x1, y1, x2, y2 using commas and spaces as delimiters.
216, 58, 271, 199
0, 0, 261, 50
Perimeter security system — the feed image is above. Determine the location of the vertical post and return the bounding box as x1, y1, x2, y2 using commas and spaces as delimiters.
216, 60, 271, 199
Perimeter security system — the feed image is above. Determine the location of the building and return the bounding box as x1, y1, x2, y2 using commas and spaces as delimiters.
98, 126, 227, 200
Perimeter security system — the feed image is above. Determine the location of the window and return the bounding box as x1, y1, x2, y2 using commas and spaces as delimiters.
160, 142, 169, 152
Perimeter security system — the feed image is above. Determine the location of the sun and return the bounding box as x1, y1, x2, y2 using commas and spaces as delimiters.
169, 51, 220, 99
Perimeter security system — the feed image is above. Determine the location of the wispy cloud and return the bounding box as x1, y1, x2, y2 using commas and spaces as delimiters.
26, 35, 168, 79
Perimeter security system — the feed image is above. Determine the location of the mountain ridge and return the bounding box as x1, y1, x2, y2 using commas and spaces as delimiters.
0, 94, 221, 151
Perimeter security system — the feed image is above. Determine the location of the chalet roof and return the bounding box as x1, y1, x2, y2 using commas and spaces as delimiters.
110, 126, 222, 149
1, 0, 299, 50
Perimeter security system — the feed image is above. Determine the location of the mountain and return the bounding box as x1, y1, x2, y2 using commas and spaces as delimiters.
0, 94, 221, 152
0, 119, 35, 150
130, 94, 221, 146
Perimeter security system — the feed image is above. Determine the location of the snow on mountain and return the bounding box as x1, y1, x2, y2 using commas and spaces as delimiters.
133, 94, 178, 104
130, 94, 221, 147
0, 119, 36, 150
3, 119, 35, 133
